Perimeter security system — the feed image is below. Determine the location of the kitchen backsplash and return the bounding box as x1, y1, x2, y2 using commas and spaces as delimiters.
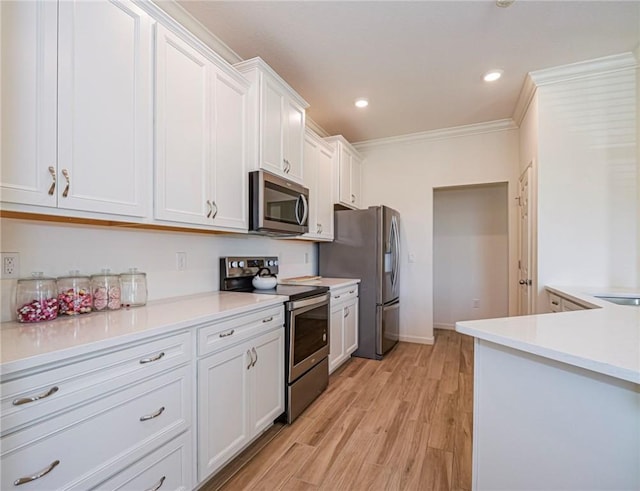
0, 219, 317, 323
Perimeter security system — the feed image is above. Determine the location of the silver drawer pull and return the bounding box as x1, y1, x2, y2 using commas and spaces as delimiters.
262, 316, 273, 323
334, 295, 341, 299
14, 460, 60, 486
139, 352, 165, 364
551, 301, 559, 306
145, 476, 166, 491
140, 406, 165, 421
247, 349, 253, 370
349, 290, 355, 294
219, 329, 235, 338
13, 386, 59, 406
251, 347, 258, 367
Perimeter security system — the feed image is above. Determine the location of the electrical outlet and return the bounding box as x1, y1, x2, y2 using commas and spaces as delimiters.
1, 252, 20, 279
176, 252, 187, 271
473, 298, 480, 308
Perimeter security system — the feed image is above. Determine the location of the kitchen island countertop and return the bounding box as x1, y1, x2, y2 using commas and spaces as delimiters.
1, 291, 288, 376
455, 286, 640, 384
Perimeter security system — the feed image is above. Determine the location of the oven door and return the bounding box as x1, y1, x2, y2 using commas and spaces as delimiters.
287, 294, 330, 383
250, 170, 309, 235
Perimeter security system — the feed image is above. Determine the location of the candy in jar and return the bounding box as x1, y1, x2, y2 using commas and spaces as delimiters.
90, 269, 121, 311
16, 272, 58, 323
57, 271, 92, 315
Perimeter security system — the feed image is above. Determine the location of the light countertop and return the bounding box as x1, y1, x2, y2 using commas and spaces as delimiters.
1, 291, 288, 376
278, 277, 360, 290
455, 286, 640, 384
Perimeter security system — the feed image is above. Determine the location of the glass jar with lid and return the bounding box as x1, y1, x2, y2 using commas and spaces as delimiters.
16, 272, 59, 323
120, 268, 147, 307
90, 269, 121, 311
57, 270, 93, 315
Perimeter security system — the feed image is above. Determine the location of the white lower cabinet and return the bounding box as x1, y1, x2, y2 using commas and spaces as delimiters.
0, 332, 192, 490
197, 322, 284, 482
329, 285, 359, 374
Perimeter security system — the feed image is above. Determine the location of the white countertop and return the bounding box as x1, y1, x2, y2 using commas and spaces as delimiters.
278, 277, 360, 290
1, 291, 288, 376
455, 286, 640, 384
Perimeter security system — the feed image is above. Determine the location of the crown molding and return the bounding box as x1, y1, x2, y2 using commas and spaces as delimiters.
529, 52, 637, 87
512, 74, 537, 127
147, 1, 242, 65
306, 118, 330, 138
353, 119, 517, 150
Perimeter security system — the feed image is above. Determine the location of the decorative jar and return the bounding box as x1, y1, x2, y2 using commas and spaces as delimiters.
119, 268, 147, 307
90, 269, 121, 311
16, 272, 58, 323
57, 271, 92, 315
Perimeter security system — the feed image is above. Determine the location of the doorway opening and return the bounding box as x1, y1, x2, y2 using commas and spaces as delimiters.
433, 182, 509, 330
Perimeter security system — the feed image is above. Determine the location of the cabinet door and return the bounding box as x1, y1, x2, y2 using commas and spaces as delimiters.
261, 79, 284, 174
0, 0, 57, 207
283, 98, 305, 183
58, 0, 151, 217
197, 343, 251, 482
154, 24, 211, 225
302, 133, 319, 237
338, 146, 353, 206
210, 69, 248, 230
316, 144, 334, 239
344, 298, 359, 357
350, 155, 362, 209
251, 328, 285, 434
329, 306, 345, 374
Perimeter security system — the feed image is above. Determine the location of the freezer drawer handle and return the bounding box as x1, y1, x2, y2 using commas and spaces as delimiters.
13, 386, 59, 406
14, 460, 60, 486
219, 329, 235, 338
145, 476, 166, 491
139, 352, 165, 364
139, 406, 165, 422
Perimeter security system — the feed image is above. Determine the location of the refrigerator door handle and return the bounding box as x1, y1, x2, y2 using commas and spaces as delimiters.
390, 216, 400, 288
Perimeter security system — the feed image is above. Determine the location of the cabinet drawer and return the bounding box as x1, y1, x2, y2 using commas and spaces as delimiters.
549, 293, 562, 313
96, 431, 192, 491
1, 365, 191, 490
562, 299, 585, 311
197, 305, 284, 357
1, 332, 191, 434
331, 285, 358, 306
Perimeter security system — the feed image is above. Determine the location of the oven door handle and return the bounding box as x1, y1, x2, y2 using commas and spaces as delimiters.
288, 293, 330, 311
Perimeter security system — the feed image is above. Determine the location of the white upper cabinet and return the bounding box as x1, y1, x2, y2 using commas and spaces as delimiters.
1, 0, 152, 217
325, 135, 363, 209
235, 57, 308, 184
154, 24, 248, 231
303, 129, 334, 241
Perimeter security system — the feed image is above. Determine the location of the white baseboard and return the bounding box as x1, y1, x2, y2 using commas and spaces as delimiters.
433, 323, 456, 330
398, 334, 435, 345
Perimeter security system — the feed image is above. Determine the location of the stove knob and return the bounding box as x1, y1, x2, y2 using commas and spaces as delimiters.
231, 261, 238, 268
267, 260, 274, 266
274, 260, 278, 266
238, 261, 245, 268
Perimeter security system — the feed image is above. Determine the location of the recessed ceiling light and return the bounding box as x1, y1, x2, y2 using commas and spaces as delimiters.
354, 98, 369, 108
483, 70, 503, 82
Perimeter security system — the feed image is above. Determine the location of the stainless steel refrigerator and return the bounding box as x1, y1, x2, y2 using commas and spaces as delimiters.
319, 205, 400, 360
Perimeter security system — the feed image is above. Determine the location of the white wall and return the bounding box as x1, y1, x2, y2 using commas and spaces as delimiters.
0, 219, 316, 322
536, 67, 638, 302
433, 183, 509, 329
357, 126, 519, 344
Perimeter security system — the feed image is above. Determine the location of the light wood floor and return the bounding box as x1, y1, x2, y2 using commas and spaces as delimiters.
206, 329, 474, 491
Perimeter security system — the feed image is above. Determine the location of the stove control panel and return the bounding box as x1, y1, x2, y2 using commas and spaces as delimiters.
220, 256, 279, 279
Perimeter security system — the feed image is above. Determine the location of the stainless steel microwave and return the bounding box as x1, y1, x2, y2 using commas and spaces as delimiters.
249, 170, 309, 236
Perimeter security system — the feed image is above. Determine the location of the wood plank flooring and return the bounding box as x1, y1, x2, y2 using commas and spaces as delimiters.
204, 329, 474, 491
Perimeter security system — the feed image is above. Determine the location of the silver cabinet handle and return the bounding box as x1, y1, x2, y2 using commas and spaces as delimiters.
246, 349, 253, 370
140, 352, 165, 364
344, 306, 349, 318
211, 200, 218, 219
551, 301, 559, 306
219, 329, 235, 338
14, 460, 60, 486
334, 295, 341, 300
251, 347, 258, 367
351, 194, 356, 204
47, 166, 56, 195
206, 200, 212, 218
61, 169, 70, 198
145, 476, 166, 491
139, 406, 165, 422
13, 386, 59, 406
349, 290, 355, 294
262, 316, 273, 323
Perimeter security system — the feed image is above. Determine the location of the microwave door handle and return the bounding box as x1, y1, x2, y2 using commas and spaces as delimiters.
300, 194, 309, 225
295, 195, 302, 225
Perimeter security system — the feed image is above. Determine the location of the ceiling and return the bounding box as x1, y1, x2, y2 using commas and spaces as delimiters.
176, 1, 640, 143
